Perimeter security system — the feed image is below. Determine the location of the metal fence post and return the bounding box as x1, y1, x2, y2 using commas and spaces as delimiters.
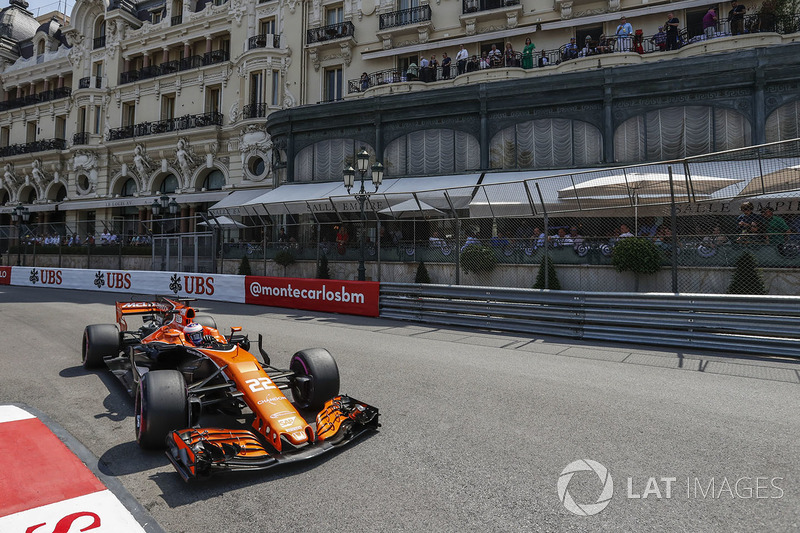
668, 165, 678, 293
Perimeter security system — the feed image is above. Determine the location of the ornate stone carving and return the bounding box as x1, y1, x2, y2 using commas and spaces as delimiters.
2, 162, 18, 194
557, 0, 573, 19
239, 125, 272, 182
175, 138, 200, 187
131, 144, 153, 186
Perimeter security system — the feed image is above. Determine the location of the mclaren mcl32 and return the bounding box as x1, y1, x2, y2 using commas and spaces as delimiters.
81, 297, 379, 481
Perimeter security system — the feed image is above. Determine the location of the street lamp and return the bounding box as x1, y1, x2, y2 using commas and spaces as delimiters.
151, 195, 179, 233
11, 203, 30, 266
343, 148, 383, 281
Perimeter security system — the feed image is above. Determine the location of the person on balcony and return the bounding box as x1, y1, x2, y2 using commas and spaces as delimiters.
729, 0, 746, 35
419, 55, 430, 82
665, 12, 681, 50
538, 50, 549, 67
521, 37, 535, 69
428, 55, 439, 82
441, 52, 452, 79
406, 62, 418, 81
360, 72, 369, 92
563, 37, 579, 61
703, 7, 718, 40
488, 44, 502, 67
651, 27, 667, 51
615, 16, 634, 52
456, 44, 469, 75
479, 52, 490, 69
503, 42, 516, 67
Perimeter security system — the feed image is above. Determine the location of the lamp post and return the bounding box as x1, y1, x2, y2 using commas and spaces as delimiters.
11, 203, 30, 266
151, 195, 179, 234
343, 148, 383, 281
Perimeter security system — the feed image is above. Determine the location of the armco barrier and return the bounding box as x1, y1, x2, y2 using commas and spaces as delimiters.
379, 283, 800, 358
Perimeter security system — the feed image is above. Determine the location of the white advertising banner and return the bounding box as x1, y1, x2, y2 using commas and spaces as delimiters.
8, 267, 245, 303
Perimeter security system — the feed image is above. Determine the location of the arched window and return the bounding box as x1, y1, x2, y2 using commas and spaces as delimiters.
159, 174, 179, 193
203, 169, 225, 190
490, 119, 603, 169
614, 106, 751, 162
384, 129, 480, 176
121, 178, 137, 197
766, 101, 800, 143
295, 140, 374, 182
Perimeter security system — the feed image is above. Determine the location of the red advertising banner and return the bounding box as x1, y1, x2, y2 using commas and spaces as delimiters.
244, 276, 380, 317
0, 266, 10, 285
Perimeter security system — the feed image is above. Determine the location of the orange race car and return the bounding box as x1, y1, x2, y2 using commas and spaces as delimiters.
81, 296, 379, 481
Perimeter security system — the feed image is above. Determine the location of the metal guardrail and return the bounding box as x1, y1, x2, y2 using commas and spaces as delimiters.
380, 283, 800, 358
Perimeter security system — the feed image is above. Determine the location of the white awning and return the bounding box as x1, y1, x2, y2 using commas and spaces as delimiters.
208, 188, 272, 216
58, 196, 159, 211
242, 174, 483, 216
0, 202, 60, 214
58, 190, 229, 212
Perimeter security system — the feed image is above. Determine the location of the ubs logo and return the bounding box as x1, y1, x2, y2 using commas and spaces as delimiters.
30, 269, 62, 285
171, 274, 215, 296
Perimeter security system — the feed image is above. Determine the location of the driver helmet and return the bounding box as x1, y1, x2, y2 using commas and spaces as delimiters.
185, 323, 204, 346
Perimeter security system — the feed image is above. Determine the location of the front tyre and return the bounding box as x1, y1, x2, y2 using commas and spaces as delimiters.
290, 348, 340, 411
82, 324, 120, 369
135, 370, 188, 449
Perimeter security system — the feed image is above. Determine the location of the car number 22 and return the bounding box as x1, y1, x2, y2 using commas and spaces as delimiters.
245, 377, 277, 392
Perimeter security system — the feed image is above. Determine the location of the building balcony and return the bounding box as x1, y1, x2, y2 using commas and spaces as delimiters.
119, 51, 229, 85
248, 34, 281, 50
462, 0, 518, 13
78, 76, 102, 89
0, 87, 71, 111
72, 132, 90, 145
242, 103, 268, 119
106, 112, 223, 141
0, 138, 67, 157
379, 5, 432, 30
306, 21, 355, 45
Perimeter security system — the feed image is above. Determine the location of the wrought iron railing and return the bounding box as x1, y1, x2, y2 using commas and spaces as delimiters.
72, 132, 90, 145
379, 5, 432, 30
0, 88, 72, 110
119, 51, 228, 85
0, 138, 67, 157
242, 103, 268, 119
462, 0, 518, 13
248, 34, 281, 50
306, 21, 355, 44
93, 36, 106, 49
171, 15, 182, 26
106, 112, 223, 141
78, 77, 91, 89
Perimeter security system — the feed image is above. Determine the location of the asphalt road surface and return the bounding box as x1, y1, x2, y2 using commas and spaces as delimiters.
1, 285, 798, 532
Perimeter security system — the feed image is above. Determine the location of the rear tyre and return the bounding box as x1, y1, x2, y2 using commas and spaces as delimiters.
82, 324, 120, 369
135, 370, 188, 449
290, 348, 340, 411
194, 314, 217, 330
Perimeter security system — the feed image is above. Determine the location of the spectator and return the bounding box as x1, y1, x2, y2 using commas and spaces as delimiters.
503, 42, 516, 67
729, 0, 746, 35
566, 226, 585, 248
455, 44, 469, 75
537, 50, 549, 67
407, 62, 418, 81
549, 227, 568, 247
737, 220, 764, 245
488, 44, 502, 67
615, 16, 634, 51
467, 55, 479, 72
278, 227, 288, 243
429, 55, 439, 82
651, 27, 667, 51
429, 231, 446, 248
530, 227, 546, 248
581, 35, 597, 57
563, 37, 578, 60
761, 206, 790, 246
359, 72, 369, 91
521, 37, 535, 69
703, 225, 730, 248
702, 7, 718, 40
737, 201, 761, 232
665, 12, 680, 51
461, 231, 480, 251
479, 52, 490, 70
336, 226, 349, 250
100, 229, 111, 244
441, 52, 452, 79
619, 224, 634, 238
638, 217, 658, 238
419, 55, 430, 82
597, 33, 613, 54
490, 231, 509, 248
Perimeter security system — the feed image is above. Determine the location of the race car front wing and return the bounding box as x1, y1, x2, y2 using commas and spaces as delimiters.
165, 395, 379, 481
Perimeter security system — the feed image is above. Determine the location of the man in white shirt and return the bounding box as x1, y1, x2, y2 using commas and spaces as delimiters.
619, 224, 634, 238
455, 44, 469, 75
419, 56, 430, 82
